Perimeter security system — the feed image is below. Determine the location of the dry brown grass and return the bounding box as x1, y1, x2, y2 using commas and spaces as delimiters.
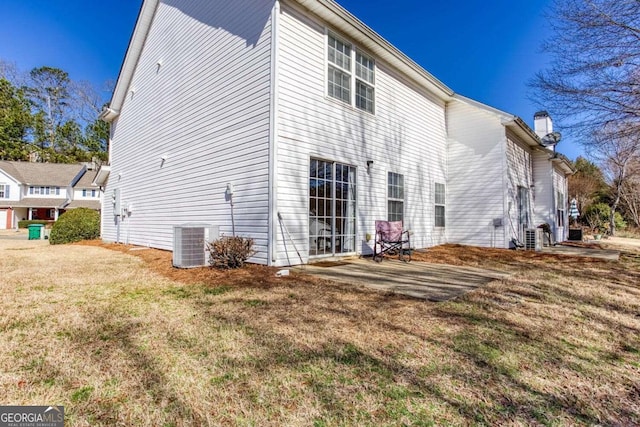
1, 238, 639, 426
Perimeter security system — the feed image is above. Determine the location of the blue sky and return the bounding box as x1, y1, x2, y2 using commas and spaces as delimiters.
0, 0, 583, 160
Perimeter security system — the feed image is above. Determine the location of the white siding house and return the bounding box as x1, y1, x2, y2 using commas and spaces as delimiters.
0, 161, 99, 229
100, 0, 453, 265
101, 0, 573, 264
447, 96, 573, 248
100, 0, 275, 262
273, 2, 449, 264
0, 168, 20, 229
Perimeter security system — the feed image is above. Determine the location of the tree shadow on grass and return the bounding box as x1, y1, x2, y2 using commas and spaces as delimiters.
61, 310, 206, 426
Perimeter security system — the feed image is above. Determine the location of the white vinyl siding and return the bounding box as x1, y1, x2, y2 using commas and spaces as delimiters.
387, 172, 404, 222
276, 3, 447, 265
102, 0, 274, 263
326, 32, 375, 113
506, 134, 534, 242
0, 170, 20, 203
532, 150, 554, 230
447, 100, 506, 247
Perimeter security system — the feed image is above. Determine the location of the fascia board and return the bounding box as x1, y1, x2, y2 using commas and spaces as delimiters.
103, 0, 159, 122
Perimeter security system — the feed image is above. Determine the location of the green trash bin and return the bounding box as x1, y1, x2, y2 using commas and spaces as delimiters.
28, 224, 44, 240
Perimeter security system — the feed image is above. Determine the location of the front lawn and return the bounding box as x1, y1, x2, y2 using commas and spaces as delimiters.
0, 239, 638, 426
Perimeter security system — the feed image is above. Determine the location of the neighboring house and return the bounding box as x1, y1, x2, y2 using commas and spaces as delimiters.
66, 170, 102, 211
0, 161, 101, 229
447, 97, 573, 248
99, 0, 573, 265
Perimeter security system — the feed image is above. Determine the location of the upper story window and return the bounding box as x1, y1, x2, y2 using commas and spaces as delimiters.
82, 189, 97, 198
327, 32, 375, 114
435, 182, 446, 228
387, 172, 404, 222
0, 184, 8, 199
29, 186, 60, 196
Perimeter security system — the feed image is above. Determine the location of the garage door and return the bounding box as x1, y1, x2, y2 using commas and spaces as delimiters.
0, 210, 7, 230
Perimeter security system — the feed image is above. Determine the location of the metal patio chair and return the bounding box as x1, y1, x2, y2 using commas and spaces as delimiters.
373, 220, 411, 262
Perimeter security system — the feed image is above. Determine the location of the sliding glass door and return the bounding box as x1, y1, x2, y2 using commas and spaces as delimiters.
309, 159, 356, 257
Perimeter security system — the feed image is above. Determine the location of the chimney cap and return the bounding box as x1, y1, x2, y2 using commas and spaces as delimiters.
534, 110, 550, 119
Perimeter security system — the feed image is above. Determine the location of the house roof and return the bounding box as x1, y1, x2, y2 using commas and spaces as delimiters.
0, 161, 84, 187
101, 0, 454, 122
64, 200, 101, 210
551, 152, 576, 175
74, 169, 99, 189
0, 198, 67, 209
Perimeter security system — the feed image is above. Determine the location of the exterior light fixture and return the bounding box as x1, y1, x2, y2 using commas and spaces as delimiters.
366, 160, 374, 173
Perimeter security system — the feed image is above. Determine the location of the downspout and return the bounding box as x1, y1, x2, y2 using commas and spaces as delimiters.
268, 0, 280, 266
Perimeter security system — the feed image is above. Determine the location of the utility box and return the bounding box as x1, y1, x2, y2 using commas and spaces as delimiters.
568, 229, 583, 241
28, 224, 45, 240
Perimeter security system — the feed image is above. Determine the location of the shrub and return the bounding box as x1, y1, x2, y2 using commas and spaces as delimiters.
18, 220, 52, 229
207, 236, 255, 269
49, 208, 100, 245
584, 203, 626, 233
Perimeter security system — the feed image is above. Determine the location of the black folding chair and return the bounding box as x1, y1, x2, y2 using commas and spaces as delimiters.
373, 220, 411, 262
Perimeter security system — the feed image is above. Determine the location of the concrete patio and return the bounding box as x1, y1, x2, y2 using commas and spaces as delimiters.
301, 258, 510, 301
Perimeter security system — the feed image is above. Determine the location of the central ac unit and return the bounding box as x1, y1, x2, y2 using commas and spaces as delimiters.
173, 224, 219, 268
524, 228, 543, 251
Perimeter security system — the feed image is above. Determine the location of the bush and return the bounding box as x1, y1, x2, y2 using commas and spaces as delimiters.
49, 208, 100, 245
18, 220, 52, 229
207, 236, 255, 269
583, 203, 626, 233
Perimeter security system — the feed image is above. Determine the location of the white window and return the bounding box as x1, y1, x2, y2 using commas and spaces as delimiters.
387, 172, 404, 222
557, 190, 565, 227
82, 189, 97, 198
327, 32, 375, 114
29, 186, 59, 195
0, 184, 8, 198
518, 186, 530, 227
435, 183, 446, 228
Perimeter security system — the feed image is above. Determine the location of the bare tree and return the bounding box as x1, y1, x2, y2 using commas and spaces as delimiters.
620, 158, 640, 227
531, 0, 640, 139
568, 156, 607, 214
0, 60, 26, 86
590, 124, 640, 235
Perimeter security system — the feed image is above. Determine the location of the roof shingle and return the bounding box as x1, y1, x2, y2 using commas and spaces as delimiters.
0, 161, 84, 187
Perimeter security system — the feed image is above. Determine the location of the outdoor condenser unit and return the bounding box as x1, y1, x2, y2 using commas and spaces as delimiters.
524, 228, 543, 252
173, 224, 219, 268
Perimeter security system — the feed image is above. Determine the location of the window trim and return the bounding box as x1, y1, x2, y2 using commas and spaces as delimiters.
326, 30, 376, 114
435, 182, 446, 228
